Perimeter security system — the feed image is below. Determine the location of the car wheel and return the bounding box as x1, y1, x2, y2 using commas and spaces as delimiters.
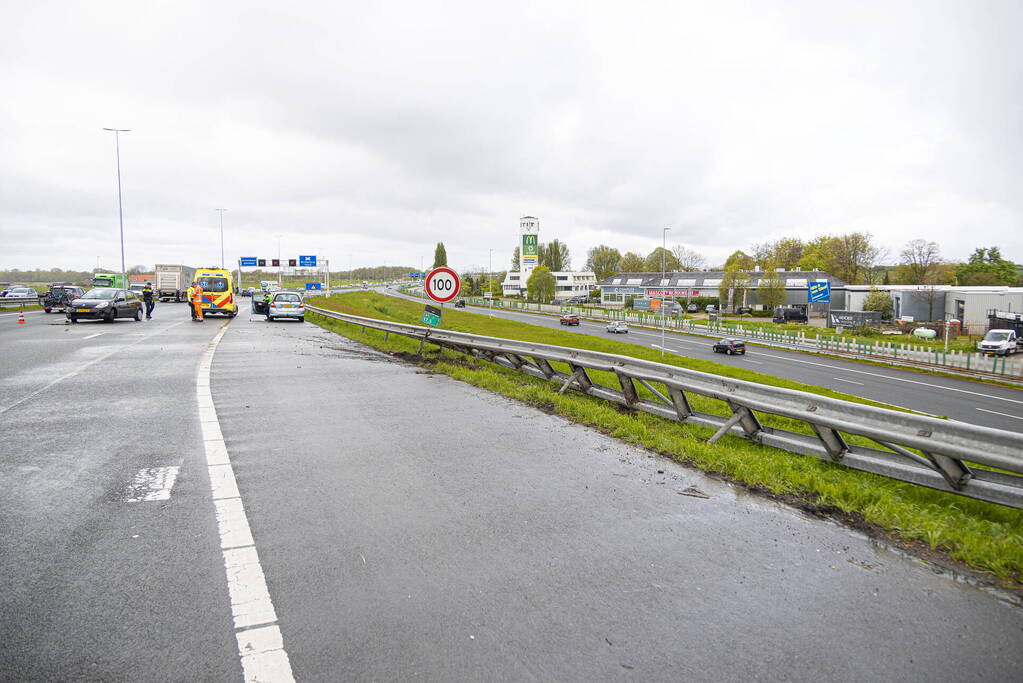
297, 317, 305, 323
44, 308, 51, 313
726, 348, 732, 355
134, 307, 142, 321
104, 309, 115, 323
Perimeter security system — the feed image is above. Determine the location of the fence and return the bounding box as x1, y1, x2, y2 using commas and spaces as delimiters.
305, 303, 1023, 509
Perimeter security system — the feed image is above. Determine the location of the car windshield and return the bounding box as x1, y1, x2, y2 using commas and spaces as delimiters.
196, 276, 229, 292
274, 294, 300, 303
984, 331, 1011, 342
82, 288, 119, 300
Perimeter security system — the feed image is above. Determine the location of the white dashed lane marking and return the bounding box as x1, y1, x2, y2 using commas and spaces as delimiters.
833, 378, 865, 386
976, 408, 1023, 421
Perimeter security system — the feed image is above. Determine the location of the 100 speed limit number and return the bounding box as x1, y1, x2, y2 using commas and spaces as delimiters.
425, 267, 461, 303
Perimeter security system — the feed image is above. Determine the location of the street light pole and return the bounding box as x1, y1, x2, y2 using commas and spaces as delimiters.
489, 248, 493, 316
275, 234, 283, 285
102, 128, 130, 285
661, 226, 671, 356
215, 208, 228, 268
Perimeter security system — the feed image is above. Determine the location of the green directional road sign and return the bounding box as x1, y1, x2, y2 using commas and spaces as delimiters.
422, 304, 442, 327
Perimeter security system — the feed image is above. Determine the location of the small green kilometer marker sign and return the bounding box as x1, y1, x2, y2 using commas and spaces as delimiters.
422, 304, 442, 327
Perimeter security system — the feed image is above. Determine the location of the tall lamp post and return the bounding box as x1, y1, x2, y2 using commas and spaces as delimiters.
215, 208, 228, 267
488, 248, 493, 317
275, 234, 283, 286
661, 227, 671, 356
102, 128, 130, 285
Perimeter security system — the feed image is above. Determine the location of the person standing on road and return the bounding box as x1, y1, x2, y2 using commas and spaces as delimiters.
191, 283, 205, 322
186, 284, 196, 320
142, 281, 155, 319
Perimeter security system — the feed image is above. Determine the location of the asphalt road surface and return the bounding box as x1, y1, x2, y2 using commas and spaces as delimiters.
2, 305, 1022, 681
381, 289, 1023, 433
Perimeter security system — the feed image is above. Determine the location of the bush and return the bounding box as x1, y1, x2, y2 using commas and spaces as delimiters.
851, 323, 881, 337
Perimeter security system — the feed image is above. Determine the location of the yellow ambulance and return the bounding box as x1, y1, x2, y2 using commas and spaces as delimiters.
193, 267, 239, 317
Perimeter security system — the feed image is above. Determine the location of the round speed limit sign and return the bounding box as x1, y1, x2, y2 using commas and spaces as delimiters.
425, 267, 461, 303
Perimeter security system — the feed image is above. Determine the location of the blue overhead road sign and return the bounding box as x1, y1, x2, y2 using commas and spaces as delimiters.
240, 257, 258, 267
299, 255, 317, 267
808, 281, 831, 303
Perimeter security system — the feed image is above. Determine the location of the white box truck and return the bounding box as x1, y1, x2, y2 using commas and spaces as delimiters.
155, 264, 196, 302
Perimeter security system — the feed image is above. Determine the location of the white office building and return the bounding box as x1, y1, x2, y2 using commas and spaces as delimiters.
502, 270, 597, 298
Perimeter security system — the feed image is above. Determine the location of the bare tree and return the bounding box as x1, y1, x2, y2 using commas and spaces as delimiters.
897, 239, 942, 285
671, 245, 706, 271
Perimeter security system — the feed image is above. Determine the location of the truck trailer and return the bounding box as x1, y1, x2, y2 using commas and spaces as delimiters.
155, 264, 196, 302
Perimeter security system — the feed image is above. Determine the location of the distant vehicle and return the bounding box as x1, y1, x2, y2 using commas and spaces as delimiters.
735, 306, 753, 315
266, 291, 305, 322
193, 268, 238, 317
155, 264, 196, 302
705, 304, 717, 314
91, 273, 130, 289
129, 283, 146, 293
3, 286, 38, 298
773, 307, 808, 324
712, 338, 746, 355
606, 321, 629, 334
41, 284, 85, 313
566, 296, 586, 304
686, 303, 698, 313
67, 288, 143, 323
978, 329, 1021, 356
560, 314, 581, 326
454, 299, 466, 308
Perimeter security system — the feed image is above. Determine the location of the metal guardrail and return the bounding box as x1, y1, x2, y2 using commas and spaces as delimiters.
306, 303, 1023, 508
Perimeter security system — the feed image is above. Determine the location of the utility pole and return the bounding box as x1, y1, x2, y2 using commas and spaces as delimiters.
215, 209, 228, 268
102, 128, 130, 285
661, 227, 671, 357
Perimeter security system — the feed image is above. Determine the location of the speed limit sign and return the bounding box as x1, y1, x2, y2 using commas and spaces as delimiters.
425, 267, 461, 303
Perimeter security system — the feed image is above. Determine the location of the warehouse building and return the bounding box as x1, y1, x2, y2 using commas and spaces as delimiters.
845, 285, 1023, 333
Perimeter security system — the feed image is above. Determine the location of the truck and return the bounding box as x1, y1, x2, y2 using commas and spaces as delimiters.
979, 310, 1023, 356
91, 272, 130, 289
155, 264, 196, 302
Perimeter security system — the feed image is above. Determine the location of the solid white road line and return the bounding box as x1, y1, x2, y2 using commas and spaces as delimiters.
0, 321, 186, 416
199, 321, 295, 683
976, 408, 1023, 421
833, 378, 865, 386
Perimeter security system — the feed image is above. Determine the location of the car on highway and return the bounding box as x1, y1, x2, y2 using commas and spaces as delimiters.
454, 299, 466, 308
606, 321, 629, 334
712, 338, 746, 355
266, 292, 305, 322
41, 284, 85, 313
67, 288, 143, 323
560, 314, 581, 326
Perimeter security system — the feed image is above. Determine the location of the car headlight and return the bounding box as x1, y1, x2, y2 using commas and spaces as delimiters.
94, 302, 109, 309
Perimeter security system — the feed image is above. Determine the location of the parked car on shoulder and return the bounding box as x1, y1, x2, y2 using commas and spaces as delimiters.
41, 283, 85, 313
606, 321, 629, 334
67, 288, 143, 323
712, 338, 746, 355
266, 291, 305, 322
559, 313, 581, 326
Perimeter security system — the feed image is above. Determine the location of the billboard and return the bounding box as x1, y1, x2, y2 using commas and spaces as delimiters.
521, 233, 538, 268
647, 289, 698, 297
808, 281, 831, 302
827, 310, 881, 328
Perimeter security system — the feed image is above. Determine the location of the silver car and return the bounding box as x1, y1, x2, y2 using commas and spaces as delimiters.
267, 292, 305, 322
606, 321, 629, 334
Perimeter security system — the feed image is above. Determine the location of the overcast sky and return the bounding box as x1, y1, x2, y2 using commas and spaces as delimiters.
2, 0, 1020, 273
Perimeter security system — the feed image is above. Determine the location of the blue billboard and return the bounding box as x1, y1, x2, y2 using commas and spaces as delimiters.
808, 281, 831, 303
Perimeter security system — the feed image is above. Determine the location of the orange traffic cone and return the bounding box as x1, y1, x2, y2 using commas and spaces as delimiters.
17, 307, 26, 324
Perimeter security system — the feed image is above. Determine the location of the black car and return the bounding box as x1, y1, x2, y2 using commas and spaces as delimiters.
67, 288, 143, 323
454, 299, 466, 308
735, 306, 753, 315
773, 307, 808, 324
712, 338, 746, 355
41, 283, 85, 313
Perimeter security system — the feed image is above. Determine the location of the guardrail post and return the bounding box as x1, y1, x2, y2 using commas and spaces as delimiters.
727, 400, 763, 440
615, 370, 639, 406
810, 424, 849, 461
923, 452, 973, 490
535, 358, 557, 379
667, 387, 693, 420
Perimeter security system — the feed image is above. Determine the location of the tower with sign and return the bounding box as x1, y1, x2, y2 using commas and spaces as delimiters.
520, 216, 539, 281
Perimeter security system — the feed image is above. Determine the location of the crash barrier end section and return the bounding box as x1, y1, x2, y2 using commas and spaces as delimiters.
305, 304, 1023, 508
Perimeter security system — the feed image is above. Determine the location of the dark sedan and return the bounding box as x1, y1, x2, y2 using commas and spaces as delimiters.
712, 338, 746, 355
67, 288, 143, 323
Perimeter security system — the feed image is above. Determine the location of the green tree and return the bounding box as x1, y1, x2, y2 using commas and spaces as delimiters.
955, 246, 1017, 285
718, 267, 751, 310
526, 265, 555, 302
724, 250, 755, 271
644, 246, 681, 273
539, 239, 571, 271
862, 288, 894, 319
757, 271, 786, 310
797, 233, 883, 284
585, 245, 622, 281
617, 251, 646, 272
432, 243, 448, 268
510, 246, 520, 271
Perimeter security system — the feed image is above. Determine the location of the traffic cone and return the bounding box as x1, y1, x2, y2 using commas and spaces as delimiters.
17, 307, 26, 324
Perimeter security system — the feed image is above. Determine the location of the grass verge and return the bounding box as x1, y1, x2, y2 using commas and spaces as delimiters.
307, 293, 1023, 588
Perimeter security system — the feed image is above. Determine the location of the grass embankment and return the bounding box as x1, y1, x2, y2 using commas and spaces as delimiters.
307, 291, 1023, 585
0, 303, 42, 312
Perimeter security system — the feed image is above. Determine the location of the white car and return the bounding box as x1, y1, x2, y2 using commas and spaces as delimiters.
266, 292, 305, 322
606, 321, 629, 334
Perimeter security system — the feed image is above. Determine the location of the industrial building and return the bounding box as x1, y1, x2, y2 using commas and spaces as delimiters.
844, 285, 1023, 333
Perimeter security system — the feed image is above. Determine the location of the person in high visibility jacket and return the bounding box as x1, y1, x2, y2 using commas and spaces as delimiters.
191, 283, 205, 322
186, 284, 197, 320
